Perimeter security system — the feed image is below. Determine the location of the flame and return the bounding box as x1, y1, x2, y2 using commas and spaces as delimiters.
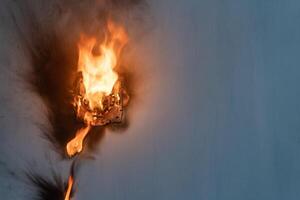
64, 175, 74, 200
78, 20, 128, 111
66, 20, 128, 157
66, 125, 91, 157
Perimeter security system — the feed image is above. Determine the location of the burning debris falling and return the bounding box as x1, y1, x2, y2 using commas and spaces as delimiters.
67, 125, 92, 157
64, 175, 74, 200
64, 161, 76, 200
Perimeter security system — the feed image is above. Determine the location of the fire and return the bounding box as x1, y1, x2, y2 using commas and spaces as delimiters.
64, 175, 74, 200
78, 20, 128, 113
66, 20, 128, 157
66, 125, 91, 157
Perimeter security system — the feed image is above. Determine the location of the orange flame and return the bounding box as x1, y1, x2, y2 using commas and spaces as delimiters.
78, 20, 128, 112
66, 20, 128, 156
66, 125, 91, 157
64, 175, 74, 200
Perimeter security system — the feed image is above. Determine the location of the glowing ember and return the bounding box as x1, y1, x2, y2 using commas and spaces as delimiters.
64, 175, 74, 200
66, 20, 129, 157
66, 125, 91, 157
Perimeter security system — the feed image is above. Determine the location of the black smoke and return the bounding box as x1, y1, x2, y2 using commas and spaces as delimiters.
4, 0, 149, 199
26, 172, 67, 200
9, 0, 148, 156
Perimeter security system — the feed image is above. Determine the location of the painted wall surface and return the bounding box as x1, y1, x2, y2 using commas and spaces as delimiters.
0, 0, 300, 199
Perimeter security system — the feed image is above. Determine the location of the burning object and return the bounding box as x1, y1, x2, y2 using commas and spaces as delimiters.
64, 174, 74, 200
66, 20, 130, 157
73, 74, 129, 126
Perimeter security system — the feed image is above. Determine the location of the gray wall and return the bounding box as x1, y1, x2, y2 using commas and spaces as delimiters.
1, 0, 300, 199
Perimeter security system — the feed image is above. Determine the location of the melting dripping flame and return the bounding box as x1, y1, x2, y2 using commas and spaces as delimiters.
66, 20, 128, 157
64, 175, 74, 200
66, 125, 91, 157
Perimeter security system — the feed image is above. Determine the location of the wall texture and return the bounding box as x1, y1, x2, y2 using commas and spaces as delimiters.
0, 0, 300, 199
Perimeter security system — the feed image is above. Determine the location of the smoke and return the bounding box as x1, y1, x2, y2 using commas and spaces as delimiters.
3, 0, 150, 199
26, 160, 80, 200
8, 0, 149, 156
26, 172, 67, 200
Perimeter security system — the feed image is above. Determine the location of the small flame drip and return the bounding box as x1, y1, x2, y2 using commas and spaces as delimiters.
66, 125, 91, 157
64, 175, 74, 200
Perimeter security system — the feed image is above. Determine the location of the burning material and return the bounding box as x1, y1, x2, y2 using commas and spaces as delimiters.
66, 125, 91, 157
64, 160, 77, 200
66, 20, 130, 157
64, 175, 74, 200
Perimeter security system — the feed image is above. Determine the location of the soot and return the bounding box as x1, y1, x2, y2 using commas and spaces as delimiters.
11, 0, 145, 157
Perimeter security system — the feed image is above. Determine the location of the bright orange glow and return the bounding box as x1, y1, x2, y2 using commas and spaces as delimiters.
66, 125, 91, 157
66, 20, 128, 157
78, 20, 128, 111
64, 175, 74, 200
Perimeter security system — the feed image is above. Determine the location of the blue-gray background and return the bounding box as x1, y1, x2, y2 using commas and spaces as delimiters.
0, 0, 300, 199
